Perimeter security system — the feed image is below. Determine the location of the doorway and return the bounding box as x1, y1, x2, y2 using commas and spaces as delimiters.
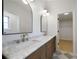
57, 12, 73, 53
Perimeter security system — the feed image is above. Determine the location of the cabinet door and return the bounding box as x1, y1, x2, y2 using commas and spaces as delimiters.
26, 36, 56, 59
46, 40, 53, 59
52, 37, 56, 53
40, 45, 46, 59
26, 49, 41, 59
46, 37, 56, 59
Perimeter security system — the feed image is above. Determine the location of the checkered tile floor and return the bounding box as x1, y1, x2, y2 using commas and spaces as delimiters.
53, 51, 76, 59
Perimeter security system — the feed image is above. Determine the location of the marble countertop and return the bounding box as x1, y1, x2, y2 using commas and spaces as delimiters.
2, 35, 55, 59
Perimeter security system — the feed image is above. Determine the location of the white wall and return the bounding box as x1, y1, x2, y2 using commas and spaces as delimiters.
47, 13, 57, 36
59, 20, 73, 40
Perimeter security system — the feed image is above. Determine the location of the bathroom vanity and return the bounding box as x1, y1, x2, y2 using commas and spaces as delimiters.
26, 36, 56, 59
3, 35, 56, 59
3, 0, 56, 59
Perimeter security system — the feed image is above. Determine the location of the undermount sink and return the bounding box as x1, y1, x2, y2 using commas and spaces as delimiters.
3, 39, 40, 54
15, 39, 40, 48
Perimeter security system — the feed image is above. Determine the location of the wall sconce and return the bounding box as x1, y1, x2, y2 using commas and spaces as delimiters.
46, 13, 50, 16
64, 12, 69, 15
42, 9, 50, 16
22, 0, 34, 5
30, 0, 34, 2
22, 0, 28, 5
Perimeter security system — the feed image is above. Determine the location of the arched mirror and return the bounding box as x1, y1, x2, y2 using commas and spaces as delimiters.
2, 0, 33, 35
40, 9, 49, 35
40, 15, 48, 35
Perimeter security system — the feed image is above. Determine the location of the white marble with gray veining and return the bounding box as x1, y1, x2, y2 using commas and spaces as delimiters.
3, 35, 55, 59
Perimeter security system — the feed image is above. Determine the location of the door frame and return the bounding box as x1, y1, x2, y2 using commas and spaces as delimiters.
56, 12, 73, 53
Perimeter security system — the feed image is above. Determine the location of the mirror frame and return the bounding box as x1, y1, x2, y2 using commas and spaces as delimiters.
40, 15, 48, 33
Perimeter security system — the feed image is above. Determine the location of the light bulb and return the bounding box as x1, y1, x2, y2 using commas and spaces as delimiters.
64, 13, 69, 15
43, 14, 46, 16
22, 0, 28, 5
30, 0, 34, 2
42, 10, 47, 13
46, 13, 50, 16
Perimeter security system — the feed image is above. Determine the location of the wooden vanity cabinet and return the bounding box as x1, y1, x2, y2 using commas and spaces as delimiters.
26, 36, 56, 59
52, 36, 56, 53
40, 45, 47, 59
46, 40, 53, 59
26, 45, 46, 59
46, 36, 56, 59
26, 49, 41, 59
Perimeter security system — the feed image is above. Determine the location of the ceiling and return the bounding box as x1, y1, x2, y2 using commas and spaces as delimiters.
4, 0, 75, 14
4, 0, 31, 8
32, 0, 74, 12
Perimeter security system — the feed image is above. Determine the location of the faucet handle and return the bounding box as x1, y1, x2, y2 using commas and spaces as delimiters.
25, 33, 29, 41
22, 33, 26, 37
20, 33, 29, 42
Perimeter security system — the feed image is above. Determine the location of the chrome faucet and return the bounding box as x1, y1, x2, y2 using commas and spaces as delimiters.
21, 33, 29, 42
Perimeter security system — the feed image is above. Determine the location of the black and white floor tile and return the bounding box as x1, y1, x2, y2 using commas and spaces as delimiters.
53, 50, 76, 59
